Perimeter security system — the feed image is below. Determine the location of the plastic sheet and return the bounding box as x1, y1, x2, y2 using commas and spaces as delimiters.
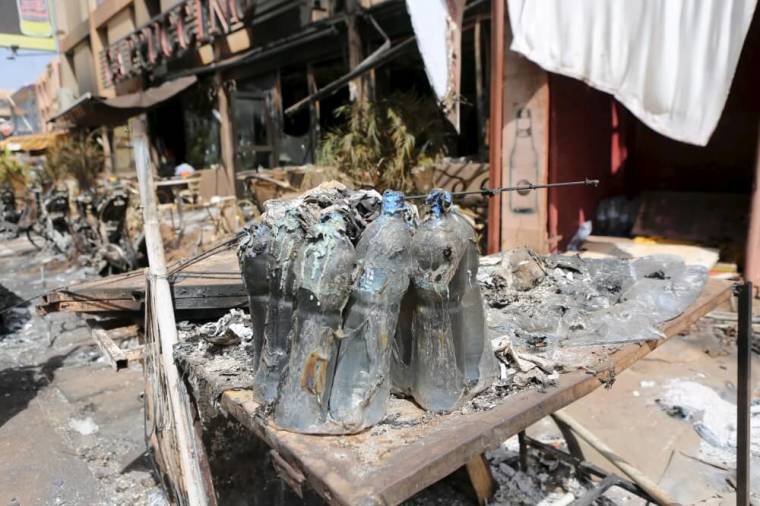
482, 250, 708, 348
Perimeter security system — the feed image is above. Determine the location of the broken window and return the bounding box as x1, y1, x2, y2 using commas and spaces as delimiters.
182, 82, 221, 169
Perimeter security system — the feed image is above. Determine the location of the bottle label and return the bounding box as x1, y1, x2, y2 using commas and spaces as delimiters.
357, 266, 386, 292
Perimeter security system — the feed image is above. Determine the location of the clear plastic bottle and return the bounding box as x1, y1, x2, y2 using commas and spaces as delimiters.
252, 207, 306, 403
329, 191, 414, 433
237, 222, 272, 370
409, 190, 496, 411
274, 208, 357, 433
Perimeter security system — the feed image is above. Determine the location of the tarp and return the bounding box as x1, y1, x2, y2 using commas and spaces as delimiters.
51, 76, 198, 128
507, 0, 758, 146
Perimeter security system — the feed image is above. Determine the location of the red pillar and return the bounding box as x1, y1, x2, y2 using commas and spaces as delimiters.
487, 0, 505, 254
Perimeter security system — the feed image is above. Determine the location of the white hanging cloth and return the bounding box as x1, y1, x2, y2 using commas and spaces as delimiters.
506, 0, 758, 146
406, 0, 466, 131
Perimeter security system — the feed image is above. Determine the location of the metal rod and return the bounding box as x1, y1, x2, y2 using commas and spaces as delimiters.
525, 437, 651, 499
736, 281, 753, 506
406, 178, 600, 200
554, 410, 675, 505
518, 431, 528, 471
572, 475, 619, 506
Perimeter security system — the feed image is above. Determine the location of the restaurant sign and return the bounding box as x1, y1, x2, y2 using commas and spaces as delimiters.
101, 0, 251, 86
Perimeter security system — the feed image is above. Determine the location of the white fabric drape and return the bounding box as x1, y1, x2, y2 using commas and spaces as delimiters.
507, 0, 758, 145
406, 0, 466, 130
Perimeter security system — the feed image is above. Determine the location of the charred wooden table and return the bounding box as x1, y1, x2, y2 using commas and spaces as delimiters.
176, 278, 731, 506
37, 249, 246, 315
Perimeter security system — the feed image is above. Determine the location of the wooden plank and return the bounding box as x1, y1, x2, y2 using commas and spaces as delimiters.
134, 114, 216, 504
38, 249, 246, 315
87, 321, 141, 371
90, 323, 128, 370
464, 454, 495, 505
216, 279, 730, 506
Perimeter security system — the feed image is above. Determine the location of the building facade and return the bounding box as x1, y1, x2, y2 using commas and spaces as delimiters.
35, 58, 65, 132
10, 84, 41, 135
53, 0, 490, 190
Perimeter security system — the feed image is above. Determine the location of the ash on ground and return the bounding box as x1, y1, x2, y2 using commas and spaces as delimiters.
405, 434, 645, 506
0, 238, 166, 505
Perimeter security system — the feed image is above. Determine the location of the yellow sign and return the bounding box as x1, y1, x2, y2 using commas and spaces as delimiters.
0, 0, 56, 52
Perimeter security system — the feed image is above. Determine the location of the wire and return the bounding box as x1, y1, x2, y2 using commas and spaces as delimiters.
6, 175, 595, 315
165, 232, 243, 281
405, 178, 600, 200
0, 291, 51, 315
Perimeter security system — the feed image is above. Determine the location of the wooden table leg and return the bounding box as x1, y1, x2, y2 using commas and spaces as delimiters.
465, 453, 495, 505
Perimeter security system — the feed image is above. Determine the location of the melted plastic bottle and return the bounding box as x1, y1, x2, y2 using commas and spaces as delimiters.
449, 207, 498, 395
274, 208, 357, 433
409, 190, 496, 411
252, 207, 306, 403
390, 286, 416, 396
329, 191, 413, 433
237, 222, 272, 369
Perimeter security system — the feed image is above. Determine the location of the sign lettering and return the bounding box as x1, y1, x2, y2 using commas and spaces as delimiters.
101, 0, 251, 87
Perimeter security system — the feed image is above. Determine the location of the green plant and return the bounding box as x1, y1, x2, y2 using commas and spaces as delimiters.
0, 150, 25, 186
317, 92, 449, 192
44, 131, 104, 190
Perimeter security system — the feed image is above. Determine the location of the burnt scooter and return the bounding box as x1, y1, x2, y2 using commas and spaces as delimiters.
90, 186, 137, 274
71, 185, 137, 274
25, 185, 73, 254
72, 191, 100, 253
0, 185, 21, 239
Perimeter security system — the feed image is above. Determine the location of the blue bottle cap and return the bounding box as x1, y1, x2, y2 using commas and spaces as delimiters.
426, 189, 452, 218
382, 190, 405, 216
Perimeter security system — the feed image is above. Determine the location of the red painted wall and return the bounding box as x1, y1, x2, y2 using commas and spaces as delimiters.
547, 8, 760, 253
547, 74, 613, 251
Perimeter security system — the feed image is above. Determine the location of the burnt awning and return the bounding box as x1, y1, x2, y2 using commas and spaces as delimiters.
50, 75, 198, 128
0, 131, 66, 152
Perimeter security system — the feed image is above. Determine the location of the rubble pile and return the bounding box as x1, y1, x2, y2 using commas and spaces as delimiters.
237, 182, 497, 434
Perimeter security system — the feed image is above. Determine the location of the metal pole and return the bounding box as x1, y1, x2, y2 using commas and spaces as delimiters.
487, 0, 505, 254
736, 281, 752, 506
745, 125, 760, 288
131, 115, 212, 506
554, 410, 675, 505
